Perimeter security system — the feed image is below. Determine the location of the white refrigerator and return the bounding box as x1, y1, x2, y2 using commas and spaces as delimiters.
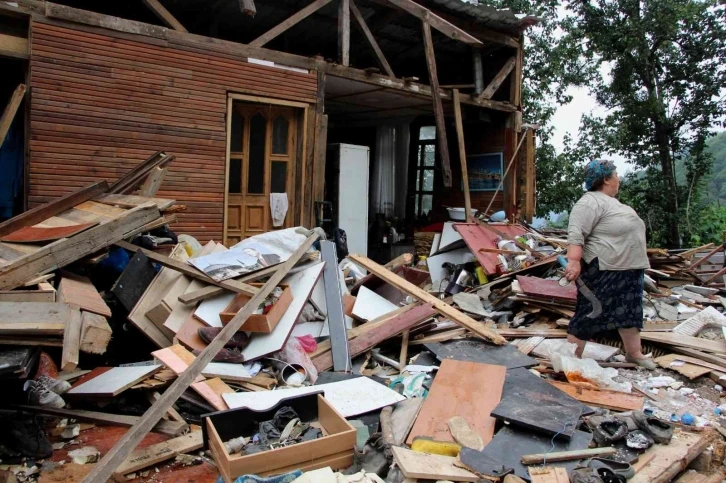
328, 143, 369, 256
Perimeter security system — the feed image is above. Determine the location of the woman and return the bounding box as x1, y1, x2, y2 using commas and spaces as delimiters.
565, 159, 655, 369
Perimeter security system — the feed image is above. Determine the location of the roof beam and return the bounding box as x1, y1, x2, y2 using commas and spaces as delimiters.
250, 0, 334, 47
141, 0, 187, 33
422, 21, 452, 187
350, 0, 394, 77
381, 0, 481, 45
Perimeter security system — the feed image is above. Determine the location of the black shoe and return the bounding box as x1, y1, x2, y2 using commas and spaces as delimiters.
632, 411, 674, 444
592, 418, 628, 446
5, 416, 53, 459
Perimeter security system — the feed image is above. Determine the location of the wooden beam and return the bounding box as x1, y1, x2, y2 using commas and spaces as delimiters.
479, 56, 515, 100
141, 0, 187, 32
350, 0, 394, 77
250, 0, 334, 47
60, 309, 82, 371
114, 241, 260, 297
81, 234, 319, 483
0, 181, 108, 238
452, 89, 472, 221
0, 84, 26, 149
338, 0, 350, 66
383, 0, 481, 46
422, 21, 452, 187
239, 0, 256, 16
511, 37, 523, 106
348, 255, 506, 345
0, 33, 28, 59
138, 167, 168, 197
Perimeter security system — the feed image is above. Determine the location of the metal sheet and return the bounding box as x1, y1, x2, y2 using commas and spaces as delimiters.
321, 241, 350, 372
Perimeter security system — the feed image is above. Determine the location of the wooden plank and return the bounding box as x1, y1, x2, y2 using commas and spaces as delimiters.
1, 222, 97, 243
655, 353, 726, 373
452, 89, 472, 221
0, 33, 28, 59
529, 467, 570, 483
522, 447, 616, 465
115, 431, 202, 476
79, 311, 112, 355
348, 255, 506, 344
81, 233, 319, 483
94, 193, 176, 211
311, 112, 328, 213
421, 21, 451, 188
546, 381, 643, 412
349, 0, 394, 77
141, 0, 187, 32
58, 274, 112, 317
0, 204, 160, 291
138, 167, 168, 196
631, 430, 714, 483
0, 301, 73, 335
391, 446, 478, 482
115, 241, 259, 297
383, 0, 482, 45
313, 303, 436, 372
61, 309, 82, 371
338, 0, 350, 66
67, 365, 163, 398
0, 181, 108, 238
250, 0, 335, 47
654, 354, 712, 379
192, 377, 233, 411
407, 360, 505, 446
641, 332, 726, 356
0, 84, 26, 150
479, 56, 516, 100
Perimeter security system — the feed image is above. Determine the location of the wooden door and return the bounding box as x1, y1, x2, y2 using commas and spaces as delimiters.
225, 102, 298, 246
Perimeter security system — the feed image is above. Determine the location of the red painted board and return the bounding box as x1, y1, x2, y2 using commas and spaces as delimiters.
1, 222, 98, 243
406, 360, 506, 446
517, 275, 577, 302
453, 223, 529, 274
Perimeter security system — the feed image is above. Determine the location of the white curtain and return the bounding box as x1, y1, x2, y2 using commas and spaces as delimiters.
370, 123, 410, 218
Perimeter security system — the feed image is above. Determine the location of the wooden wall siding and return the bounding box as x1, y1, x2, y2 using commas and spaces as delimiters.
28, 20, 317, 241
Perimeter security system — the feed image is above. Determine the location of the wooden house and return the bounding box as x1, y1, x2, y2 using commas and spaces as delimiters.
0, 0, 538, 251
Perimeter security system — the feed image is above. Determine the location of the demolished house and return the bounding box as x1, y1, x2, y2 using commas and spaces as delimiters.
1, 1, 726, 483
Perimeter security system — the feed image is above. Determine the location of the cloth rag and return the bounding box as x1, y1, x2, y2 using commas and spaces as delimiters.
270, 193, 289, 227
224, 470, 303, 483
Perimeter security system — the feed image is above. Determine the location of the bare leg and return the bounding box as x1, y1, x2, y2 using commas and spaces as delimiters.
618, 328, 645, 359
567, 334, 587, 358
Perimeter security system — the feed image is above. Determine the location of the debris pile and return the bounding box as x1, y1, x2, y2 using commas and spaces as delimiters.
1, 183, 726, 483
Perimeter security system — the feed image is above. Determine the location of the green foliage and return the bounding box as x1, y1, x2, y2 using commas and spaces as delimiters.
561, 0, 726, 247
687, 204, 726, 246
705, 131, 726, 203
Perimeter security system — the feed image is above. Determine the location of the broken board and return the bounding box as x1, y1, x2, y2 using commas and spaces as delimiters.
66, 365, 162, 397
406, 360, 505, 446
112, 250, 158, 313
459, 425, 593, 481
193, 292, 235, 328
547, 381, 644, 411
1, 222, 97, 243
351, 285, 399, 322
114, 431, 203, 476
517, 275, 577, 302
391, 446, 478, 482
654, 354, 712, 379
425, 338, 537, 369
240, 262, 325, 361
0, 301, 74, 336
58, 274, 111, 317
490, 367, 590, 439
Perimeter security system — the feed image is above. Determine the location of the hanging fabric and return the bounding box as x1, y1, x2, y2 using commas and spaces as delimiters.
370, 122, 410, 218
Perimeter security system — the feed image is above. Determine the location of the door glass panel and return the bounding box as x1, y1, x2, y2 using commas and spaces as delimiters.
423, 144, 435, 166
247, 112, 266, 194
229, 158, 242, 193
271, 161, 287, 193
272, 117, 289, 155
231, 110, 243, 152
419, 126, 436, 140
422, 169, 433, 191
421, 194, 433, 215
416, 170, 422, 190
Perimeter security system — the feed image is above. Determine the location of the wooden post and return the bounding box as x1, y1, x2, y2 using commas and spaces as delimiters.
141, 0, 187, 32
452, 89, 471, 221
523, 128, 536, 222
0, 84, 26, 149
399, 329, 410, 371
338, 0, 350, 66
81, 234, 320, 482
421, 21, 452, 188
239, 0, 256, 16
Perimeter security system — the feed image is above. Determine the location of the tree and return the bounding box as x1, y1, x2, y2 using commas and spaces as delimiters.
563, 0, 726, 247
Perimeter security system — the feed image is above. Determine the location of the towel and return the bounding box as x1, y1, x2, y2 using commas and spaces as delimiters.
270, 193, 289, 227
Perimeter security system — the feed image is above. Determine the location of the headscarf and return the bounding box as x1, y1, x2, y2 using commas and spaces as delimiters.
584, 159, 616, 191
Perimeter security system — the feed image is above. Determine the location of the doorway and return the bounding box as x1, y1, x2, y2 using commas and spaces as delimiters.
223, 95, 307, 246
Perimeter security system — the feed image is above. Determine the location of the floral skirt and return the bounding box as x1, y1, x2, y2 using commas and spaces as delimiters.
567, 258, 644, 340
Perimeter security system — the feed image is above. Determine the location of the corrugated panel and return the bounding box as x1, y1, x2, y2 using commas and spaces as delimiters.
28, 20, 317, 241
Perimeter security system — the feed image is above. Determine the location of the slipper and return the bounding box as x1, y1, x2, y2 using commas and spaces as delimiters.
586, 457, 635, 479
592, 418, 628, 446
632, 411, 674, 444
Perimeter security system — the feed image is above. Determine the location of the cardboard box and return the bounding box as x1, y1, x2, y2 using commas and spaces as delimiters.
219, 283, 292, 333
203, 392, 356, 483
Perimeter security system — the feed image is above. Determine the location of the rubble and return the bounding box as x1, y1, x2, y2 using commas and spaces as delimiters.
1, 167, 726, 483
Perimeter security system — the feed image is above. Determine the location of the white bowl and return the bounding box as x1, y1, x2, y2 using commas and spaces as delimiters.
446, 207, 478, 221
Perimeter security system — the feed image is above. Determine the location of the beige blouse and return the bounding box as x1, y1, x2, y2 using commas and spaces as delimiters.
567, 191, 650, 270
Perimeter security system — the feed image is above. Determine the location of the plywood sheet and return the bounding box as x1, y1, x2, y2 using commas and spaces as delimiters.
453, 223, 529, 274
58, 274, 111, 317
407, 360, 505, 446
351, 286, 399, 322
193, 292, 235, 328
1, 222, 97, 243
175, 312, 207, 351
391, 446, 478, 482
66, 365, 162, 397
425, 338, 538, 369
654, 354, 712, 379
547, 381, 644, 411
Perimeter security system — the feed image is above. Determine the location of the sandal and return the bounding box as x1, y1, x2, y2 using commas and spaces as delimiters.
625, 355, 657, 370
586, 457, 635, 479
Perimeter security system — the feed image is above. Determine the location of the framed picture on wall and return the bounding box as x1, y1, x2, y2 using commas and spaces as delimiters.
464, 153, 504, 191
